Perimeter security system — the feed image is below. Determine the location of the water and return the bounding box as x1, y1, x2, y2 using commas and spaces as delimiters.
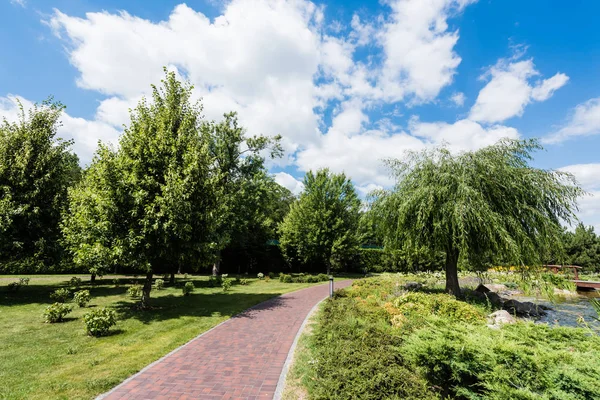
511, 290, 600, 331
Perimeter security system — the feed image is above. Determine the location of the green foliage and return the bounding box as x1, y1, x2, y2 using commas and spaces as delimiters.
43, 302, 73, 323
221, 278, 233, 292
591, 299, 600, 321
73, 290, 91, 307
208, 275, 222, 287
82, 308, 117, 337
50, 288, 71, 303
268, 272, 275, 279
240, 278, 249, 285
279, 169, 360, 274
298, 278, 600, 400
127, 285, 142, 298
182, 281, 195, 296
281, 274, 293, 283
69, 276, 82, 288
154, 279, 164, 290
563, 223, 600, 272
19, 277, 30, 286
257, 272, 264, 279
374, 139, 583, 295
0, 98, 81, 272
7, 281, 21, 291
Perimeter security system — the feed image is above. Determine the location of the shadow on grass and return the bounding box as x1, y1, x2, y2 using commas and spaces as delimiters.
0, 284, 132, 306
112, 291, 291, 325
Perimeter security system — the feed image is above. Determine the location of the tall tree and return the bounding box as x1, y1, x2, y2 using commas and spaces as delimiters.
279, 169, 360, 274
0, 98, 80, 272
202, 112, 282, 274
374, 139, 582, 296
564, 223, 600, 272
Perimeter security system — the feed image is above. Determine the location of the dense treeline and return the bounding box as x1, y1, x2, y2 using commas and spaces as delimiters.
0, 70, 597, 303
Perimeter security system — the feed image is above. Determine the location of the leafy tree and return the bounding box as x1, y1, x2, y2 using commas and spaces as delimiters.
374, 139, 582, 296
0, 98, 80, 272
61, 144, 123, 282
202, 112, 282, 274
279, 169, 360, 274
564, 223, 600, 272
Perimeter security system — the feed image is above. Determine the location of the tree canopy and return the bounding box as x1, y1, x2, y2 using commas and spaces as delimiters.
373, 139, 583, 295
564, 223, 600, 272
279, 169, 360, 274
0, 99, 80, 272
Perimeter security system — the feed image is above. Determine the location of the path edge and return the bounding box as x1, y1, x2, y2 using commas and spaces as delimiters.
96, 281, 336, 400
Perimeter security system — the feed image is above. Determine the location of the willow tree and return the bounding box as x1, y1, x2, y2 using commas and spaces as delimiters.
374, 139, 583, 296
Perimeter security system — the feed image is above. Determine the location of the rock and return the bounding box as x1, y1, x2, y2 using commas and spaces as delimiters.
475, 283, 491, 294
404, 282, 423, 291
487, 310, 516, 329
475, 283, 508, 293
503, 299, 547, 317
485, 292, 504, 307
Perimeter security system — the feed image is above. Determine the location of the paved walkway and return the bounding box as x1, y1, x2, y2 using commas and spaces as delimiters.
100, 280, 352, 400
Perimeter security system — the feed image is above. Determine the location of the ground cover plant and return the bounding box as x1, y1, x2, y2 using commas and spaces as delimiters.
0, 274, 325, 399
287, 275, 600, 400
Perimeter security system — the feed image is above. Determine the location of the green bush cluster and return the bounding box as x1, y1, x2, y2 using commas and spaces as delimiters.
73, 290, 91, 307
83, 308, 117, 337
240, 278, 249, 285
278, 273, 330, 283
297, 277, 600, 400
221, 278, 233, 292
154, 279, 164, 290
127, 285, 142, 298
7, 281, 21, 291
182, 281, 195, 296
357, 248, 444, 273
50, 288, 71, 303
208, 275, 222, 287
69, 276, 82, 288
43, 302, 73, 323
19, 277, 30, 286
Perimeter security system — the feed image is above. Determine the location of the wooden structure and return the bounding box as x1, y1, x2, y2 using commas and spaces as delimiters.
543, 264, 600, 290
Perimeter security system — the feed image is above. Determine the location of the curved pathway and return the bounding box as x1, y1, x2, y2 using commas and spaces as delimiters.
99, 280, 352, 400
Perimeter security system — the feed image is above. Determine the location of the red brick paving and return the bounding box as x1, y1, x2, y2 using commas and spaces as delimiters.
99, 280, 352, 400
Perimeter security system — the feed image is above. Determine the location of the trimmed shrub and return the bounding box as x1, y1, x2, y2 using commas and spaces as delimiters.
183, 281, 195, 296
281, 274, 293, 283
268, 272, 275, 279
19, 277, 30, 286
257, 272, 264, 279
43, 302, 73, 323
70, 276, 82, 288
73, 290, 91, 307
222, 278, 233, 292
316, 273, 329, 282
112, 278, 120, 287
7, 281, 20, 291
83, 308, 117, 337
127, 285, 142, 298
154, 279, 165, 290
50, 288, 71, 303
208, 275, 222, 287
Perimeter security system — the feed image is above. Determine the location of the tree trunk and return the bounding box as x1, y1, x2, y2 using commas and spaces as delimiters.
445, 248, 461, 297
212, 260, 220, 276
90, 273, 96, 284
169, 272, 175, 285
140, 272, 153, 309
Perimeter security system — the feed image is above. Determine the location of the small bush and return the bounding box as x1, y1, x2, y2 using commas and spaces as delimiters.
184, 273, 190, 279
43, 302, 73, 323
50, 288, 71, 303
70, 276, 82, 288
127, 285, 142, 298
208, 275, 222, 287
19, 277, 30, 286
73, 290, 91, 307
222, 278, 233, 292
281, 274, 293, 283
83, 308, 117, 337
112, 278, 120, 287
316, 273, 329, 282
257, 272, 264, 279
183, 281, 195, 296
8, 282, 20, 291
154, 279, 165, 290
240, 278, 249, 285
264, 276, 270, 283
268, 272, 275, 279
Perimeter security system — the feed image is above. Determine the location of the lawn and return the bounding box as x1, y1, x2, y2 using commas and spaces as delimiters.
0, 274, 323, 399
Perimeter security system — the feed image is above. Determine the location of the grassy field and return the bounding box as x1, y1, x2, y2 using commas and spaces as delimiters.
0, 274, 323, 399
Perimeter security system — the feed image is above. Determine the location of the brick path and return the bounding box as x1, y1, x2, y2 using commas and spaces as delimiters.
99, 280, 352, 400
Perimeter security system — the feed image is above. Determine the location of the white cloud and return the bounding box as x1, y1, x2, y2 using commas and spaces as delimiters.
544, 98, 600, 144
378, 0, 476, 103
274, 172, 305, 195
450, 92, 466, 107
0, 95, 120, 164
469, 58, 568, 123
10, 0, 25, 8
558, 164, 600, 232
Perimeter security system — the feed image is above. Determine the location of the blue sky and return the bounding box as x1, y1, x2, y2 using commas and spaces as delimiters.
1, 0, 600, 228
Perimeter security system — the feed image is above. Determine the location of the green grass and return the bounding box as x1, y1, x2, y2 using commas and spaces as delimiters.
287, 276, 600, 400
0, 274, 323, 399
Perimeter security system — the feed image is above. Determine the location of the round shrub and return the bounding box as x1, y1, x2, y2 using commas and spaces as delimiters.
316, 273, 329, 282
43, 302, 73, 323
268, 272, 275, 279
73, 290, 91, 307
83, 308, 117, 337
183, 281, 195, 296
19, 277, 30, 286
7, 281, 21, 291
50, 288, 71, 303
70, 276, 82, 288
222, 278, 233, 292
257, 272, 264, 279
281, 274, 293, 283
127, 285, 142, 298
155, 279, 165, 290
208, 275, 222, 287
